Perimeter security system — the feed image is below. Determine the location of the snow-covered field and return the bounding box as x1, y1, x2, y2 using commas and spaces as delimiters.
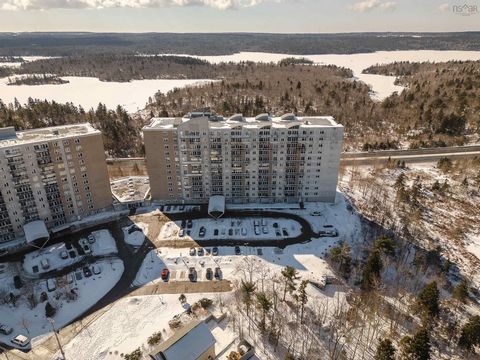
0, 76, 213, 112
90, 230, 118, 256
0, 258, 124, 350
159, 217, 302, 241
59, 293, 213, 360
123, 223, 148, 247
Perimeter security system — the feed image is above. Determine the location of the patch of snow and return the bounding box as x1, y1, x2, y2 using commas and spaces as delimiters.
90, 230, 118, 256
122, 223, 148, 247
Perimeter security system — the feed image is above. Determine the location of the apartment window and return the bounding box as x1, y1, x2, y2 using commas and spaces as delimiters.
74, 138, 81, 144
63, 140, 70, 146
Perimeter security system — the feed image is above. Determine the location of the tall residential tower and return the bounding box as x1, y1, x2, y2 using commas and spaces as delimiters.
143, 112, 343, 205
0, 123, 112, 243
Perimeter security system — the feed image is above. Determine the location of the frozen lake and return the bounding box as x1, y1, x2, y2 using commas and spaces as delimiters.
191, 50, 480, 100
0, 76, 213, 112
1, 50, 480, 112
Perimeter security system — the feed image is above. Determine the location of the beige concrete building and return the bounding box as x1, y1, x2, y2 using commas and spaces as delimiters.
0, 123, 112, 243
143, 111, 343, 205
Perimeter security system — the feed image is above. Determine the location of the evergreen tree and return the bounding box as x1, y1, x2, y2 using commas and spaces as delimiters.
452, 281, 469, 303
416, 281, 440, 319
401, 328, 431, 360
374, 338, 396, 360
281, 266, 299, 301
458, 316, 480, 351
361, 250, 383, 291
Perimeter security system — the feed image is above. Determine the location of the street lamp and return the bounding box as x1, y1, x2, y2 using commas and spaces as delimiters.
47, 317, 66, 360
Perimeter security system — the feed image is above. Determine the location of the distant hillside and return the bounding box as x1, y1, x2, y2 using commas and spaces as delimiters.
0, 32, 480, 56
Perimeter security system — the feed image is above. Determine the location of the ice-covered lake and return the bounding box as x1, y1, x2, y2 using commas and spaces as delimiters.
2, 50, 480, 112
0, 76, 213, 112
189, 50, 480, 100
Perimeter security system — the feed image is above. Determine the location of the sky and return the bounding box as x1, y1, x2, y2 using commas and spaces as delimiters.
0, 0, 478, 32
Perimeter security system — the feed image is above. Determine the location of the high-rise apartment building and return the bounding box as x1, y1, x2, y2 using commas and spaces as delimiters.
0, 123, 112, 243
143, 112, 343, 205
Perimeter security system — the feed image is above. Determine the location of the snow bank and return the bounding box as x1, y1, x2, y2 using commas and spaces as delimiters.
90, 230, 118, 256
122, 223, 148, 247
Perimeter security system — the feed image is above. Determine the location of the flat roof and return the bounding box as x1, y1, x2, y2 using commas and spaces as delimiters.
150, 320, 215, 360
0, 123, 100, 148
143, 113, 341, 131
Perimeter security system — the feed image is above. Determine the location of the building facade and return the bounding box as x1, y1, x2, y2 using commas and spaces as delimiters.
143, 112, 343, 205
0, 124, 112, 243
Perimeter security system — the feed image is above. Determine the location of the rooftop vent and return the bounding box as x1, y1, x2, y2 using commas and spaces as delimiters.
280, 113, 297, 121
228, 114, 244, 122
255, 113, 271, 121
53, 130, 59, 135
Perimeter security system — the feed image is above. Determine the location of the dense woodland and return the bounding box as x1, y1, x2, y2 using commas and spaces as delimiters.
7, 74, 69, 86
0, 56, 479, 156
1, 32, 480, 56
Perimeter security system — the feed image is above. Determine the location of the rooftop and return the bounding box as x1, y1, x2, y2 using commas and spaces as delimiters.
144, 112, 341, 131
111, 176, 150, 203
0, 123, 100, 148
150, 320, 215, 360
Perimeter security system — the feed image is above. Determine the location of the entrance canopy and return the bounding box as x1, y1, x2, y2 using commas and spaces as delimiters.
208, 195, 225, 219
24, 220, 50, 248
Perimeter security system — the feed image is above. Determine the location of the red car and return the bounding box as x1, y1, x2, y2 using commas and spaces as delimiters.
161, 268, 169, 281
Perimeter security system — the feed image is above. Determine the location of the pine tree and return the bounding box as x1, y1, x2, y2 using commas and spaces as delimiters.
374, 338, 396, 360
281, 266, 299, 301
361, 250, 383, 291
416, 281, 440, 319
458, 315, 480, 351
401, 328, 431, 360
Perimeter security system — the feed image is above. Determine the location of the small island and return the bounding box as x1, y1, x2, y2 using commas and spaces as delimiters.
7, 74, 69, 86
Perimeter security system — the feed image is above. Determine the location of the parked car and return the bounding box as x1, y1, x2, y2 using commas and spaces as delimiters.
205, 268, 213, 280
13, 275, 23, 289
79, 239, 88, 247
60, 251, 68, 259
197, 247, 204, 256
272, 222, 279, 228
213, 229, 219, 236
262, 226, 269, 234
212, 247, 219, 256
310, 211, 322, 216
186, 220, 193, 228
181, 220, 186, 228
188, 267, 197, 282
323, 224, 334, 228
257, 248, 263, 256
68, 250, 76, 259
241, 228, 247, 236
66, 273, 74, 284
82, 266, 92, 278
87, 234, 96, 244
199, 226, 206, 237
235, 246, 241, 255
40, 259, 50, 270
178, 229, 185, 237
228, 228, 233, 236
46, 278, 56, 292
11, 335, 30, 347
161, 268, 169, 281
92, 265, 102, 275
0, 324, 13, 335
253, 220, 260, 227
214, 267, 222, 280
189, 247, 196, 256
82, 244, 92, 255
254, 227, 261, 236
261, 219, 267, 226
275, 229, 282, 237
65, 243, 73, 250
282, 228, 289, 236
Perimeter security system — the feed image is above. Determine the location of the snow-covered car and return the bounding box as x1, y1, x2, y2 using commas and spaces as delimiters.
310, 211, 322, 216
253, 220, 260, 227
199, 227, 206, 238
60, 250, 68, 259
46, 278, 56, 292
214, 267, 222, 280
83, 244, 92, 255
189, 247, 196, 256
178, 229, 185, 237
241, 228, 247, 236
197, 247, 204, 256
262, 226, 269, 234
212, 247, 219, 256
87, 234, 96, 244
0, 324, 13, 335
254, 227, 261, 236
92, 265, 102, 275
11, 334, 30, 347
261, 219, 267, 226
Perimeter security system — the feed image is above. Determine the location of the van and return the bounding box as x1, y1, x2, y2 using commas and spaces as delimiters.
46, 278, 56, 292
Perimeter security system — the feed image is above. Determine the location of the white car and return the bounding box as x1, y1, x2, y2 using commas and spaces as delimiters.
92, 265, 102, 275
262, 226, 269, 234
46, 278, 56, 292
254, 227, 261, 236
60, 250, 68, 259
11, 334, 30, 347
83, 244, 92, 255
87, 234, 96, 244
253, 220, 260, 227
40, 259, 50, 270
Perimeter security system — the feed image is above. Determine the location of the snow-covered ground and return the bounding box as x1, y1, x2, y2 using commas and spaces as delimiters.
59, 293, 214, 360
0, 258, 124, 350
122, 223, 148, 247
159, 217, 302, 241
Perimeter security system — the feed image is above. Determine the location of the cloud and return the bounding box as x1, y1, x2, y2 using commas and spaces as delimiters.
437, 3, 450, 12
0, 0, 274, 10
348, 0, 396, 13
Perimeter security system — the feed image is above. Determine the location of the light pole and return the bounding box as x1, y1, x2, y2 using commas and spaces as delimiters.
47, 317, 66, 360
